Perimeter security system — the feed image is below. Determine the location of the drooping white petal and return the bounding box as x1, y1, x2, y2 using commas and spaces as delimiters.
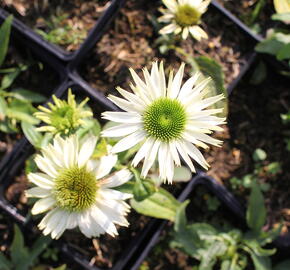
111, 130, 146, 153
189, 25, 208, 41
31, 197, 56, 215
132, 137, 155, 167
34, 155, 58, 178
159, 23, 178, 35
107, 95, 142, 113
100, 169, 132, 188
141, 139, 161, 178
26, 187, 51, 198
182, 27, 189, 40
101, 123, 141, 138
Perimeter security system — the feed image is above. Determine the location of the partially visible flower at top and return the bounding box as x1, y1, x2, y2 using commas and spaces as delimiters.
34, 89, 93, 135
158, 0, 210, 40
26, 134, 132, 239
101, 61, 225, 184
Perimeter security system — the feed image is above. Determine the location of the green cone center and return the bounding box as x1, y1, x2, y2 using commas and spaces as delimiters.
50, 105, 77, 134
143, 98, 187, 142
175, 4, 201, 27
53, 166, 97, 212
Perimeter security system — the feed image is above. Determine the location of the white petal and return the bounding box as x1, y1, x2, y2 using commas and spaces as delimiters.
95, 153, 118, 179
163, 0, 178, 12
107, 95, 142, 113
35, 155, 58, 178
111, 130, 146, 153
189, 25, 208, 40
26, 187, 51, 198
78, 210, 104, 238
158, 142, 168, 181
99, 188, 132, 201
116, 87, 147, 109
168, 63, 185, 99
66, 212, 79, 229
132, 137, 155, 167
90, 205, 118, 237
159, 23, 178, 35
101, 123, 141, 138
28, 173, 54, 189
178, 72, 200, 101
100, 169, 132, 188
31, 197, 56, 215
184, 130, 222, 147
182, 27, 189, 40
51, 211, 69, 239
102, 111, 142, 124
169, 141, 181, 166
141, 139, 161, 178
78, 136, 97, 167
175, 140, 196, 172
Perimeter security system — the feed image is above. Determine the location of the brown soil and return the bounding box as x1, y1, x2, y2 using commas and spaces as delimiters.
80, 0, 254, 94
0, 0, 110, 51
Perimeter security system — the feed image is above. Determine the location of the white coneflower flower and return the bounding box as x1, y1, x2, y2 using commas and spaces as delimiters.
101, 62, 225, 184
26, 135, 132, 239
159, 0, 210, 40
34, 89, 93, 135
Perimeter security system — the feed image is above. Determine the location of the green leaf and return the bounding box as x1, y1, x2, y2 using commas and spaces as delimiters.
246, 247, 272, 270
7, 109, 39, 124
10, 225, 29, 265
130, 187, 181, 221
21, 121, 43, 148
0, 15, 13, 67
272, 12, 290, 22
277, 43, 290, 61
243, 239, 276, 256
199, 241, 227, 270
249, 61, 267, 85
194, 56, 227, 117
274, 260, 290, 270
28, 236, 52, 266
133, 179, 156, 202
253, 148, 267, 162
174, 200, 189, 233
52, 265, 67, 270
256, 31, 290, 57
0, 252, 12, 270
246, 181, 266, 232
172, 166, 192, 182
0, 96, 7, 116
274, 0, 290, 14
10, 88, 46, 103
1, 68, 21, 90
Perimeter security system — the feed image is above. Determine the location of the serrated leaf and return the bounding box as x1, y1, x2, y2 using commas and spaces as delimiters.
0, 15, 13, 67
246, 181, 266, 232
21, 121, 43, 148
274, 0, 290, 14
130, 187, 181, 221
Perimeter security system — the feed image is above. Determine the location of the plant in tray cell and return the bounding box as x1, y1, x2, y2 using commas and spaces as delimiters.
23, 60, 226, 243
0, 16, 46, 134
255, 0, 290, 72
158, 0, 210, 40
0, 224, 67, 270
171, 181, 281, 270
229, 148, 281, 193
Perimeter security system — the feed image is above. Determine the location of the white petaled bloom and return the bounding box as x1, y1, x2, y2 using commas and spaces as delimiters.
158, 0, 210, 40
101, 62, 226, 184
26, 135, 132, 239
